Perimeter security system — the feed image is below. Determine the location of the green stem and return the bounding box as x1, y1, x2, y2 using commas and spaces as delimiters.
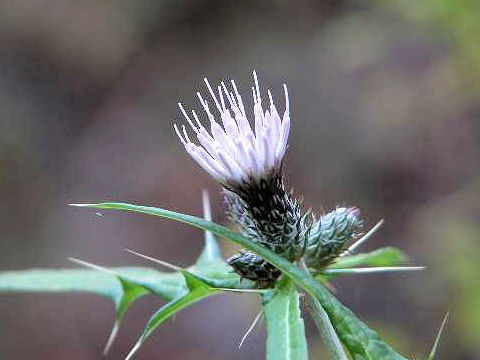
299, 259, 348, 360
308, 297, 349, 360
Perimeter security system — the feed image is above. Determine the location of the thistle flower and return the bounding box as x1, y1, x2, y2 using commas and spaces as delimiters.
174, 72, 308, 284
173, 71, 290, 188
304, 207, 363, 270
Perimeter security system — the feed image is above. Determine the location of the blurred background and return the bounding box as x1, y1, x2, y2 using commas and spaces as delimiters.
1, 0, 479, 359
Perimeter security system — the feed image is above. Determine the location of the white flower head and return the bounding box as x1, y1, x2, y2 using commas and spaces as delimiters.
174, 71, 291, 186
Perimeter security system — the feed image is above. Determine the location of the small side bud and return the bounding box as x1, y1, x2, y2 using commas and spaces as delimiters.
227, 251, 281, 288
304, 206, 363, 269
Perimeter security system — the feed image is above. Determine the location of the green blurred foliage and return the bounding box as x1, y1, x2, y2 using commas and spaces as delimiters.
440, 222, 480, 351
387, 0, 480, 88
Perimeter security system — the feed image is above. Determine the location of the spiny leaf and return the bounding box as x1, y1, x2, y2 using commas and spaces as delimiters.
68, 258, 188, 305
0, 265, 187, 354
68, 258, 188, 353
263, 277, 308, 360
0, 266, 185, 311
426, 312, 449, 360
104, 280, 147, 354
70, 258, 224, 359
329, 247, 409, 269
71, 202, 410, 359
125, 271, 218, 360
0, 250, 246, 357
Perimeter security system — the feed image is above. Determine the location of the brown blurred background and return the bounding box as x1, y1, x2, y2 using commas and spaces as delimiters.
1, 0, 479, 359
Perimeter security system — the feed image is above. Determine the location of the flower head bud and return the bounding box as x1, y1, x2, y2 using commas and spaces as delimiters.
227, 251, 281, 288
305, 206, 363, 269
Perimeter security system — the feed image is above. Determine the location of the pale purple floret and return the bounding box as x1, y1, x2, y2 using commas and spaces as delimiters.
174, 71, 291, 184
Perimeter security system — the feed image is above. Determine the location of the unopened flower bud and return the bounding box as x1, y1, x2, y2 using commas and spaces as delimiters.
227, 251, 281, 288
305, 206, 362, 269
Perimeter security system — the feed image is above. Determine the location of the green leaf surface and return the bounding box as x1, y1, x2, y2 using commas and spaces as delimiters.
329, 247, 408, 269
72, 202, 410, 360
0, 265, 187, 354
65, 258, 223, 359
125, 271, 218, 360
308, 296, 349, 360
263, 277, 308, 360
324, 266, 425, 276
0, 266, 185, 310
